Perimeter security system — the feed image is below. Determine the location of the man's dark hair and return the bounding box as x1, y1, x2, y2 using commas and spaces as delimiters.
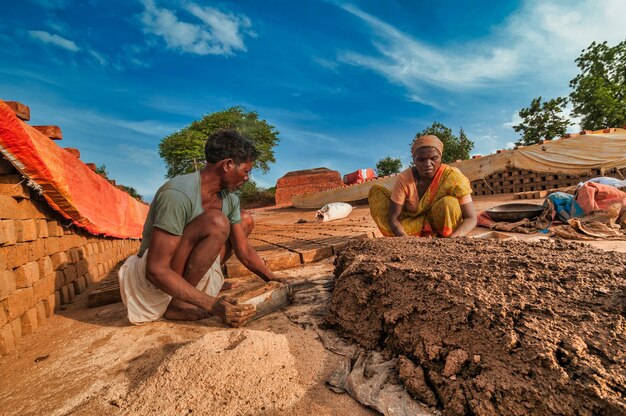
204, 129, 259, 165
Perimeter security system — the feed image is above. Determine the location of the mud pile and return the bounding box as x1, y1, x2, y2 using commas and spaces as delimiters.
327, 238, 626, 416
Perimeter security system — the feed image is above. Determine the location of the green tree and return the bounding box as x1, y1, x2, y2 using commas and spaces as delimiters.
513, 96, 571, 145
119, 185, 143, 201
414, 122, 474, 163
95, 164, 108, 177
375, 156, 402, 176
159, 106, 280, 178
569, 40, 626, 130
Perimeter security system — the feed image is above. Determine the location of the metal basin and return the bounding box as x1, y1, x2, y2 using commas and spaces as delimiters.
486, 203, 545, 222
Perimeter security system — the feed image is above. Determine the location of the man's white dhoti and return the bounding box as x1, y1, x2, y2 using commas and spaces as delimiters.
119, 250, 224, 325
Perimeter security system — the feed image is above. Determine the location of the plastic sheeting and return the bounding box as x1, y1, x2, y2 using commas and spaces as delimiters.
0, 100, 148, 238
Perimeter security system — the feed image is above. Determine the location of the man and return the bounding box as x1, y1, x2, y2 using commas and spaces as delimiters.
119, 129, 283, 327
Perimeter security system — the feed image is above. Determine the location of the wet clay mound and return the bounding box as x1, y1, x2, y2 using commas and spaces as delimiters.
121, 329, 304, 415
326, 238, 626, 416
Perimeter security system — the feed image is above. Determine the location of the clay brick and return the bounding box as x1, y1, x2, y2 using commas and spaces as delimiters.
15, 219, 37, 242
64, 147, 80, 158
44, 293, 55, 316
60, 285, 70, 304
10, 318, 21, 343
0, 303, 6, 327
5, 101, 30, 120
20, 307, 38, 335
0, 195, 47, 220
86, 163, 97, 171
15, 261, 39, 288
0, 269, 16, 301
33, 273, 54, 302
0, 157, 16, 175
32, 125, 62, 140
0, 175, 30, 199
73, 275, 86, 295
36, 256, 53, 277
76, 259, 89, 276
35, 219, 49, 238
35, 301, 46, 325
5, 287, 34, 321
50, 251, 68, 270
6, 242, 29, 269
67, 283, 75, 301
62, 264, 77, 284
44, 236, 60, 256
46, 220, 62, 237
0, 220, 17, 246
29, 238, 45, 262
0, 323, 15, 355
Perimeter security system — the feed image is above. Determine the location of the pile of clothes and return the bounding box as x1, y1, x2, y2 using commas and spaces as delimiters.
478, 177, 626, 240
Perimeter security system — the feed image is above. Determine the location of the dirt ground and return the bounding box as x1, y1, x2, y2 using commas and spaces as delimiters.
0, 194, 624, 415
327, 238, 626, 416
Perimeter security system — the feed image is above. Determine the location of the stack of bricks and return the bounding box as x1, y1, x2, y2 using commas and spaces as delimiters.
470, 167, 624, 196
0, 154, 140, 356
275, 168, 344, 206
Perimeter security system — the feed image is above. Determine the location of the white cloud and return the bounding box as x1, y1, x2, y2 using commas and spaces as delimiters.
27, 30, 79, 52
337, 0, 626, 106
503, 113, 522, 129
139, 0, 252, 56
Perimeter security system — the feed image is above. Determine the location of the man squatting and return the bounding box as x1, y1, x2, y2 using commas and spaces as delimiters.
119, 129, 285, 327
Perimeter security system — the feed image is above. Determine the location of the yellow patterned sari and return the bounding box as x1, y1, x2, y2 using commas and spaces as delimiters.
368, 164, 472, 237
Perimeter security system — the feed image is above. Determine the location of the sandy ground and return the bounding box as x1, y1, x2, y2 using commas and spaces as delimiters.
0, 194, 623, 415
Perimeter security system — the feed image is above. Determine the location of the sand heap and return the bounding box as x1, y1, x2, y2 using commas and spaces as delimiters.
121, 329, 304, 415
326, 238, 626, 416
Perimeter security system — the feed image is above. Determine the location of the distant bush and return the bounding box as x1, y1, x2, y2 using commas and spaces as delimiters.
238, 181, 276, 209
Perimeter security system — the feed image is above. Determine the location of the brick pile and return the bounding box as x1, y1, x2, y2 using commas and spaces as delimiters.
274, 167, 344, 206
470, 167, 624, 196
0, 102, 141, 356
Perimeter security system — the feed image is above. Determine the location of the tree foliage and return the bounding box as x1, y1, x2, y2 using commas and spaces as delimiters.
238, 180, 276, 209
414, 122, 474, 163
513, 96, 571, 145
119, 185, 143, 201
569, 41, 626, 130
159, 106, 280, 178
375, 156, 402, 176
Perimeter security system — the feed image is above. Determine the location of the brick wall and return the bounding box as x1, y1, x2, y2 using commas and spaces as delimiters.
470, 167, 625, 196
0, 155, 139, 355
275, 168, 344, 205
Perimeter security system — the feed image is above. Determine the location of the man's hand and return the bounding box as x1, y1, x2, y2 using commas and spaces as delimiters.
211, 295, 256, 327
267, 276, 289, 285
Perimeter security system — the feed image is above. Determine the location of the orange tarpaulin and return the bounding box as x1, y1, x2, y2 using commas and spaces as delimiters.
0, 100, 148, 238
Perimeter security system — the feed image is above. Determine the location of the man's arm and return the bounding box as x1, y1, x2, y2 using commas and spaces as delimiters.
229, 222, 285, 283
451, 201, 477, 237
146, 228, 254, 325
388, 201, 408, 236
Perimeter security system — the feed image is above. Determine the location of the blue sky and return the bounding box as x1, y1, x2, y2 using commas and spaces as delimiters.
1, 0, 625, 201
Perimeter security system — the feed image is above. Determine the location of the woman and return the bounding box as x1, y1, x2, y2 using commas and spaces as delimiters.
369, 134, 477, 237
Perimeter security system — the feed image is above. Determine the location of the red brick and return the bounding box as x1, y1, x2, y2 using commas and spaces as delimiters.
63, 264, 77, 283
5, 101, 30, 120
0, 195, 47, 220
33, 273, 54, 302
6, 242, 30, 269
15, 261, 39, 288
32, 125, 62, 140
76, 259, 89, 276
0, 220, 17, 246
67, 283, 75, 301
60, 285, 70, 304
0, 324, 15, 355
15, 219, 37, 242
54, 270, 64, 290
35, 301, 46, 325
86, 163, 97, 171
0, 269, 16, 301
0, 175, 30, 199
73, 275, 86, 295
35, 219, 49, 238
5, 287, 34, 320
20, 307, 38, 335
44, 293, 55, 317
